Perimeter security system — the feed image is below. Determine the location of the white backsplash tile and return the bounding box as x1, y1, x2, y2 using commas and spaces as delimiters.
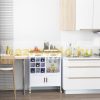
61, 31, 100, 52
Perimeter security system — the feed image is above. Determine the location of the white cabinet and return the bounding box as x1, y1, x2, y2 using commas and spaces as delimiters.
29, 55, 61, 93
76, 0, 100, 30
93, 0, 100, 29
61, 0, 100, 31
30, 75, 45, 87
30, 74, 60, 87
76, 0, 93, 30
45, 75, 61, 86
63, 58, 100, 93
61, 0, 94, 30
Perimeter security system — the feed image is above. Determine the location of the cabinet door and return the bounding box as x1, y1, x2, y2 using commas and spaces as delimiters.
46, 57, 61, 73
45, 75, 61, 86
93, 0, 100, 29
30, 75, 45, 87
76, 0, 93, 30
61, 0, 76, 31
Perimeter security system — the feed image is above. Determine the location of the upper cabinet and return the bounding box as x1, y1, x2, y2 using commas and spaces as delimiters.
76, 0, 93, 30
61, 0, 100, 31
93, 0, 100, 29
61, 0, 76, 31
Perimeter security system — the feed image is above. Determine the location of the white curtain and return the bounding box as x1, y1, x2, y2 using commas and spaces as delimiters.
0, 0, 13, 54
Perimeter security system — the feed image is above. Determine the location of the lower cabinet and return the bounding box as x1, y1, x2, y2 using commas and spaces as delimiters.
44, 75, 61, 86
29, 55, 61, 93
63, 58, 100, 94
30, 74, 61, 87
63, 78, 100, 90
30, 75, 45, 87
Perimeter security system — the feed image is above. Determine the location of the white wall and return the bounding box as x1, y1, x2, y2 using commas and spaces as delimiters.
13, 0, 60, 49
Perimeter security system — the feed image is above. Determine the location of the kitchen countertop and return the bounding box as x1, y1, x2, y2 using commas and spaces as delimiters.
1, 54, 100, 60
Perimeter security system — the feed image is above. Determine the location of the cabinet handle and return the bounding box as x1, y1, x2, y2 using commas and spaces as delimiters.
46, 77, 47, 83
44, 78, 45, 83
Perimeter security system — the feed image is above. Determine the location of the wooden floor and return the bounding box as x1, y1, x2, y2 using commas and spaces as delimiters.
1, 91, 100, 100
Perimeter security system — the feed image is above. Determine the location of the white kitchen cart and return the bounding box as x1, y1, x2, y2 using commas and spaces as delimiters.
29, 53, 62, 93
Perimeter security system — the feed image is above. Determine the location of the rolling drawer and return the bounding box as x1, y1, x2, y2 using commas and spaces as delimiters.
63, 78, 100, 90
63, 68, 100, 78
63, 60, 100, 67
